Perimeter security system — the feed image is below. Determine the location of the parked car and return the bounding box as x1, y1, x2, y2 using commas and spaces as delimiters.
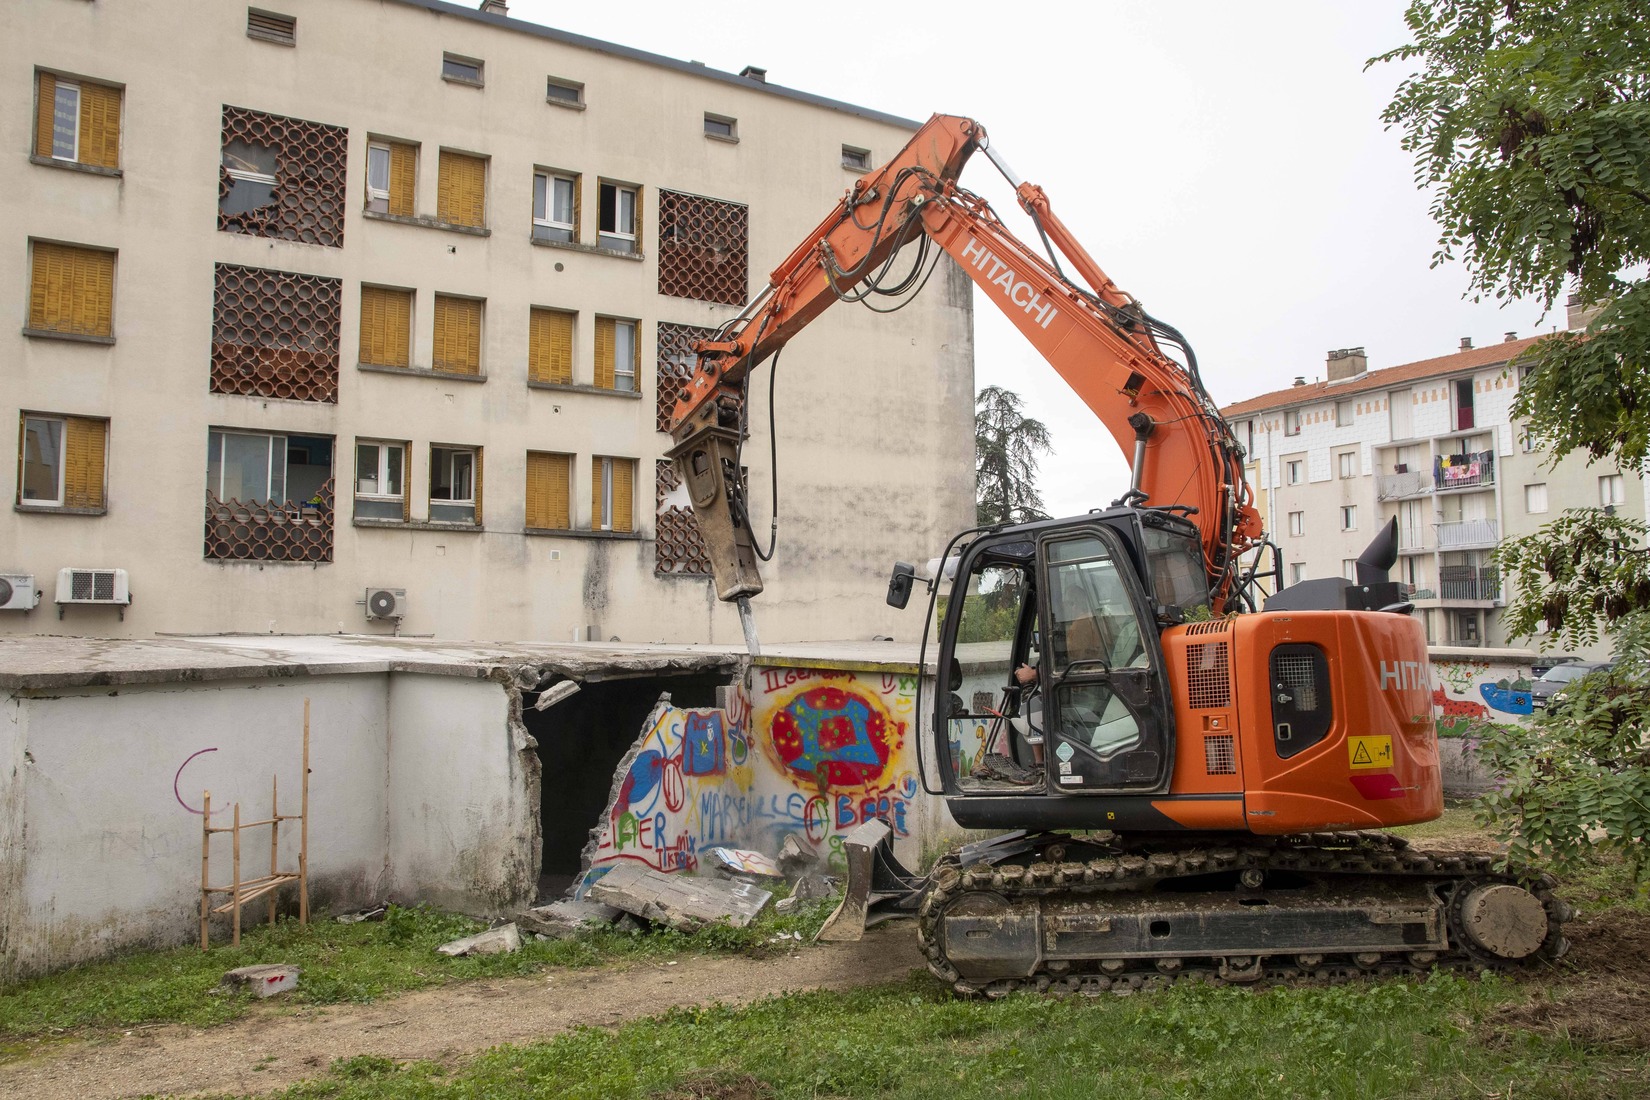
1530, 654, 1583, 679
1530, 661, 1614, 710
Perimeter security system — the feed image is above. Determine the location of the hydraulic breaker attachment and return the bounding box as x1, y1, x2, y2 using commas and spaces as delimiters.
667, 417, 764, 602
816, 819, 926, 942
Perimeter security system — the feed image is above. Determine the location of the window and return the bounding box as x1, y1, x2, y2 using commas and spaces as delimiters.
1343, 559, 1359, 582
359, 286, 413, 368
1288, 511, 1304, 537
1600, 473, 1625, 507
437, 150, 487, 228
35, 72, 120, 169
546, 77, 584, 106
207, 430, 288, 503
704, 114, 737, 140
1285, 459, 1303, 485
841, 145, 870, 170
1289, 562, 1307, 585
1336, 399, 1354, 427
526, 451, 572, 529
247, 9, 297, 45
592, 456, 634, 533
430, 445, 480, 523
365, 140, 415, 216
442, 53, 483, 85
18, 414, 106, 510
1520, 424, 1537, 453
1524, 483, 1548, 514
1337, 450, 1357, 479
529, 308, 574, 384
658, 189, 749, 304
204, 430, 334, 560
218, 107, 347, 246
433, 295, 482, 375
1454, 377, 1475, 431
354, 440, 406, 520
595, 317, 638, 392
532, 170, 577, 243
28, 241, 114, 339
598, 180, 639, 252
1341, 505, 1357, 531
1283, 409, 1301, 436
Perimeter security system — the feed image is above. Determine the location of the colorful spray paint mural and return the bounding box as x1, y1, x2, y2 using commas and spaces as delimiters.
580, 666, 923, 888
1432, 657, 1534, 737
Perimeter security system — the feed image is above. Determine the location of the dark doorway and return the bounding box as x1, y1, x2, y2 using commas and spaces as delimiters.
525, 672, 729, 900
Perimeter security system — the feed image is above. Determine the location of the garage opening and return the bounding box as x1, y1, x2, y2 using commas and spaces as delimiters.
525, 672, 730, 900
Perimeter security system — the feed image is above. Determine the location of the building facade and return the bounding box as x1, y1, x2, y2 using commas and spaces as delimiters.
1222, 322, 1640, 656
2, 0, 976, 643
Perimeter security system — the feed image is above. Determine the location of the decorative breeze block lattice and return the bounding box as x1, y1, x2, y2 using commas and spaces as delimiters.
657, 190, 748, 305
211, 264, 341, 403
205, 479, 335, 562
219, 105, 348, 247
655, 459, 713, 577
656, 321, 716, 432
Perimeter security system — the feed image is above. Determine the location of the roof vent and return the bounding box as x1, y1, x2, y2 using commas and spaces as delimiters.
1504, 330, 1518, 342
739, 65, 767, 82
1460, 337, 1473, 351
247, 9, 296, 45
1293, 376, 1306, 386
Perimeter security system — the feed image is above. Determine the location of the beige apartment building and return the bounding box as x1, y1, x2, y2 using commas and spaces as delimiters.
1, 0, 976, 642
1222, 314, 1639, 656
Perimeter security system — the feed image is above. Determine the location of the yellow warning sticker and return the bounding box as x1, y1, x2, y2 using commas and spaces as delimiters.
1348, 735, 1394, 771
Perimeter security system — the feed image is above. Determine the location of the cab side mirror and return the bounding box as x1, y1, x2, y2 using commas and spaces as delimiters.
886, 561, 916, 609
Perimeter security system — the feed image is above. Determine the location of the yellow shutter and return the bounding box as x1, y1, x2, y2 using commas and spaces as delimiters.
433, 295, 481, 374
529, 308, 573, 384
613, 459, 634, 533
389, 142, 415, 217
437, 151, 486, 227
360, 287, 411, 366
591, 457, 604, 530
472, 447, 483, 525
78, 82, 120, 169
35, 72, 55, 158
572, 177, 582, 241
63, 417, 107, 509
594, 317, 615, 389
526, 452, 571, 529
30, 243, 114, 337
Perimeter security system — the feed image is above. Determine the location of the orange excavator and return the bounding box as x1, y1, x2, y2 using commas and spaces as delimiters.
667, 115, 1568, 994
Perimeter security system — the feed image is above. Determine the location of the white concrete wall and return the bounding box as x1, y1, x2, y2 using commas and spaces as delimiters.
386, 673, 537, 913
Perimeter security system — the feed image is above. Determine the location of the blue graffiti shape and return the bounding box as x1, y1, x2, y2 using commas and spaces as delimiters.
615, 748, 666, 812
682, 712, 725, 777
1479, 681, 1533, 716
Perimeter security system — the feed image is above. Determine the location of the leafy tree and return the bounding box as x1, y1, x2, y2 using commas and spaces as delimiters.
974, 385, 1053, 527
1374, 0, 1650, 880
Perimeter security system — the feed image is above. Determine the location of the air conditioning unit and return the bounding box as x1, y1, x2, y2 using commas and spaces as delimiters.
365, 587, 406, 621
0, 574, 40, 612
55, 568, 131, 619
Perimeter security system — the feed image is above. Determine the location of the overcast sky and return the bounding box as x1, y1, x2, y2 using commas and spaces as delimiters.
511, 0, 1554, 517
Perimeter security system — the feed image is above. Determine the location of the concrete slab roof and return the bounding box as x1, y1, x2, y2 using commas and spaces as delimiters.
0, 635, 925, 690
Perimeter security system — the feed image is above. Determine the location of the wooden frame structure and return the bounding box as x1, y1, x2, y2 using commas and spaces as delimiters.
200, 700, 311, 948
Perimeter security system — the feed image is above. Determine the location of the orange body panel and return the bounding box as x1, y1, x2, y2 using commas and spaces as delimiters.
1157, 610, 1440, 834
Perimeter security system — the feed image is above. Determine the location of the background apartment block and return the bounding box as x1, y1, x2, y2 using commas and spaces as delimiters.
2, 0, 975, 642
1222, 311, 1638, 656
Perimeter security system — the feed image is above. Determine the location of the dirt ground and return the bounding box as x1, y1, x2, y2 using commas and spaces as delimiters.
1485, 905, 1650, 1052
0, 926, 924, 1100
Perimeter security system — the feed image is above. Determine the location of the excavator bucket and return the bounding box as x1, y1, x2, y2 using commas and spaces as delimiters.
666, 421, 764, 602
816, 819, 927, 942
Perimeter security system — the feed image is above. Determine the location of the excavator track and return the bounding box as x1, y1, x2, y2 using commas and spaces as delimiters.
915, 832, 1571, 997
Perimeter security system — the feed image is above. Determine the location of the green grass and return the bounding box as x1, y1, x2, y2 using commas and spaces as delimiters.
0, 898, 836, 1046
255, 971, 1646, 1100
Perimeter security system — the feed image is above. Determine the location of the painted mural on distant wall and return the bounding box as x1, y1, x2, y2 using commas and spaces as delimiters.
1431, 657, 1533, 737
580, 666, 921, 888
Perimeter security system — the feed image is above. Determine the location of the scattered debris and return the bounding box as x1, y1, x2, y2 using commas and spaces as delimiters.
517, 897, 621, 939
533, 679, 582, 712
791, 872, 836, 902
612, 913, 646, 934
774, 896, 800, 915
221, 963, 300, 998
587, 864, 772, 930
777, 834, 818, 879
335, 904, 388, 924
436, 922, 522, 957
707, 847, 783, 880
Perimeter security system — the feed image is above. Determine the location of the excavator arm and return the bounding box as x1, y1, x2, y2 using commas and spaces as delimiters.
667, 114, 1263, 612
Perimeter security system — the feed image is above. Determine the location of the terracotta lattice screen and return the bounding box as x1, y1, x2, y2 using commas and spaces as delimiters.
218, 105, 347, 247
211, 263, 341, 402
657, 190, 748, 305
206, 479, 335, 562
655, 321, 715, 431
655, 460, 713, 577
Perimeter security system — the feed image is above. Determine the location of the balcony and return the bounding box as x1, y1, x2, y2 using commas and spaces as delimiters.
1436, 518, 1500, 549
1376, 469, 1433, 500
1439, 564, 1500, 602
205, 480, 335, 562
1435, 450, 1494, 491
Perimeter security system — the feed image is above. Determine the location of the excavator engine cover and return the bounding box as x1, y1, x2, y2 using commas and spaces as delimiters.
667, 421, 764, 601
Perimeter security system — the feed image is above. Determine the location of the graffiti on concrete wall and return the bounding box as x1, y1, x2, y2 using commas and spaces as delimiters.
1431, 658, 1533, 737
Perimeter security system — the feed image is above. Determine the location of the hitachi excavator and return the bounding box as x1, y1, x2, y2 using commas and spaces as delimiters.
667, 115, 1569, 994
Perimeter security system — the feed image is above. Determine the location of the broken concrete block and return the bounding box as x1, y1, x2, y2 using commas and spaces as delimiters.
706, 847, 783, 880
221, 964, 300, 998
775, 896, 799, 914
791, 872, 836, 902
436, 922, 522, 957
335, 904, 388, 924
586, 863, 772, 930
517, 898, 620, 940
778, 834, 818, 878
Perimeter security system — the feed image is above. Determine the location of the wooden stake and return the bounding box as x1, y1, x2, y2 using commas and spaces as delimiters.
200, 790, 212, 950
300, 698, 310, 925
268, 773, 280, 928
231, 802, 242, 947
